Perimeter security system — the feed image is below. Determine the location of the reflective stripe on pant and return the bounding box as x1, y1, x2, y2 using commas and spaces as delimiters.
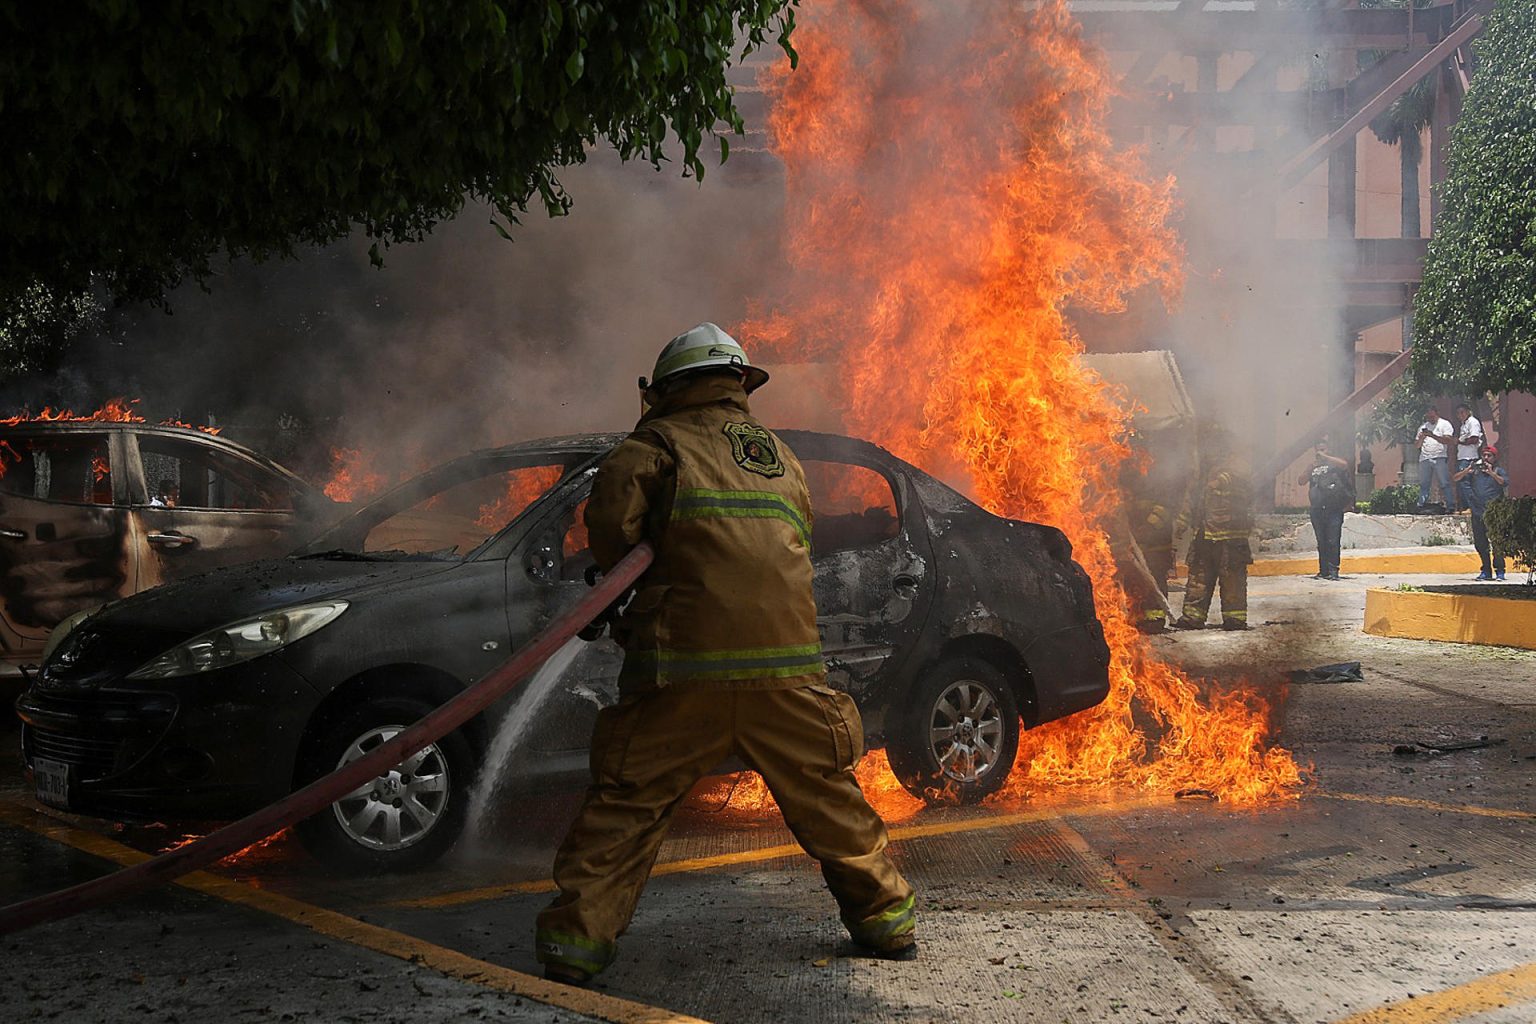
1180, 537, 1248, 626
535, 685, 915, 974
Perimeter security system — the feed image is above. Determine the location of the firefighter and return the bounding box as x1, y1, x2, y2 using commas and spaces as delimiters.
1121, 441, 1183, 633
535, 323, 916, 985
1173, 422, 1254, 631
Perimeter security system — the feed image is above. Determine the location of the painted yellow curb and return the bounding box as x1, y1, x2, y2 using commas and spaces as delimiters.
1178, 552, 1482, 578
1362, 587, 1536, 651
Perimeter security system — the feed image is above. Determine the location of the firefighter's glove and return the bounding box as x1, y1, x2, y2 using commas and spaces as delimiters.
577, 565, 632, 642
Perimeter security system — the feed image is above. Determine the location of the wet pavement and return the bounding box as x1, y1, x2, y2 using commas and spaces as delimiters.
2, 571, 1534, 1023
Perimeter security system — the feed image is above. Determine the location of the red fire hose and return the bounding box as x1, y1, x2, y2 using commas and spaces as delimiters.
0, 542, 654, 937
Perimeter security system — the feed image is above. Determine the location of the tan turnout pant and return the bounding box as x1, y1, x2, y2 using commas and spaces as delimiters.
1179, 536, 1250, 627
535, 684, 915, 975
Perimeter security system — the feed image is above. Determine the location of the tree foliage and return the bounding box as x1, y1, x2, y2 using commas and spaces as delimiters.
1410, 0, 1536, 395
1484, 496, 1536, 584
0, 0, 796, 307
0, 286, 103, 381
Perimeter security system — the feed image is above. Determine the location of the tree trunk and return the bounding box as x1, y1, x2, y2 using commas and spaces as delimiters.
1401, 127, 1423, 239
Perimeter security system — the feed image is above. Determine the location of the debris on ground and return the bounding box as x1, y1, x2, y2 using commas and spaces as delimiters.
1174, 788, 1218, 800
1287, 662, 1364, 684
1391, 736, 1507, 756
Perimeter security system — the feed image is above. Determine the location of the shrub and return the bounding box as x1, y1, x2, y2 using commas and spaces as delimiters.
1366, 484, 1419, 515
1484, 496, 1536, 584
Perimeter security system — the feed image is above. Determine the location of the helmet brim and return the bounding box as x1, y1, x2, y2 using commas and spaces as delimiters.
743, 366, 770, 393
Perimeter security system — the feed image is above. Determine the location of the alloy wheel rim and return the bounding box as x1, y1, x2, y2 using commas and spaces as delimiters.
928, 679, 1005, 783
330, 725, 450, 851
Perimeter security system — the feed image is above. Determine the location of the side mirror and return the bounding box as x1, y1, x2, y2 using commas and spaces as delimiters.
523, 535, 560, 582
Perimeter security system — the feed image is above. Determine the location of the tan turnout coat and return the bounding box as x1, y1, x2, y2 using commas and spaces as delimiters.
585, 374, 824, 691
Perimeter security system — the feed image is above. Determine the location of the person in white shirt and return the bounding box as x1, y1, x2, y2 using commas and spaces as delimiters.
1415, 406, 1456, 512
1452, 403, 1483, 512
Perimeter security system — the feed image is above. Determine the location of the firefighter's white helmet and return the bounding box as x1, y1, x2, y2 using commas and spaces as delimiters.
649, 323, 769, 392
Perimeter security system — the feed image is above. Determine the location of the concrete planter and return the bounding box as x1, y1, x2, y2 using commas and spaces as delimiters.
1363, 586, 1536, 650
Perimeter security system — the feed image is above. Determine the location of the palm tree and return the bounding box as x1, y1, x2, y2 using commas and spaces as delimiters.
1360, 0, 1438, 239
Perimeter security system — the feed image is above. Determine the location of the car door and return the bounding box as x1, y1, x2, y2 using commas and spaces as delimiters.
127, 432, 307, 591
0, 429, 135, 660
798, 450, 936, 702
511, 469, 626, 766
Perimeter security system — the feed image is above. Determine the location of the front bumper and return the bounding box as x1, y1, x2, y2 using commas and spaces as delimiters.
15, 658, 319, 821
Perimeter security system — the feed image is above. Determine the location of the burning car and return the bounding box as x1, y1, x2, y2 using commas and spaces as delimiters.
16, 431, 1109, 870
0, 420, 334, 680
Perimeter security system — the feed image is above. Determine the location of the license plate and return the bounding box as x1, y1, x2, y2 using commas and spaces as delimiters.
34, 756, 69, 809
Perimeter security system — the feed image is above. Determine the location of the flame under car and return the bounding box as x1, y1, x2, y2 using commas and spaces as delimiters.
15, 432, 1109, 870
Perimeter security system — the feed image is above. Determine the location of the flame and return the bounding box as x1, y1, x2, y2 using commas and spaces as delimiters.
323, 446, 389, 502
476, 465, 564, 531
0, 397, 219, 433
736, 0, 1299, 805
691, 749, 925, 822
0, 399, 221, 482
158, 828, 289, 865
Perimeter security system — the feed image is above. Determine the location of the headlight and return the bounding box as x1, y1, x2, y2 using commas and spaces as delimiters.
126, 601, 348, 680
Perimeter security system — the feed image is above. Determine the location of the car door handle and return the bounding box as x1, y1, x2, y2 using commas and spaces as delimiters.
147, 531, 198, 548
892, 574, 919, 599
0, 526, 26, 540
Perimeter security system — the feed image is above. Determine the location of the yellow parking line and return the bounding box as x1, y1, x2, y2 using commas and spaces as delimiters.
1330, 961, 1536, 1024
1320, 792, 1536, 822
0, 801, 709, 1024
394, 795, 1170, 910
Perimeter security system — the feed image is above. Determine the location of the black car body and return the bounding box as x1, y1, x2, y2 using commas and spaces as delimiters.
16, 431, 1109, 868
0, 422, 334, 679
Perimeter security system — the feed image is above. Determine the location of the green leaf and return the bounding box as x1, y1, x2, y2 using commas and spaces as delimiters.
0, 0, 800, 310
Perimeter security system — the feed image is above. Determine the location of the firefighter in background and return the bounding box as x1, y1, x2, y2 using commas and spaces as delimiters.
535, 324, 915, 985
1173, 421, 1254, 631
1121, 435, 1187, 633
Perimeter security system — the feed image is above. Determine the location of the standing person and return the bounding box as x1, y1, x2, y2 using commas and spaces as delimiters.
1414, 407, 1456, 512
1174, 422, 1254, 631
1453, 403, 1484, 513
1123, 438, 1186, 633
535, 324, 916, 985
1302, 440, 1354, 580
1453, 444, 1509, 581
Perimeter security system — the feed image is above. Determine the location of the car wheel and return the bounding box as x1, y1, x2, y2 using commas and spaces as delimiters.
887, 657, 1020, 804
295, 697, 475, 872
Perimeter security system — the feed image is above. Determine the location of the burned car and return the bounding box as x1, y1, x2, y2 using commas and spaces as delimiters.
16, 432, 1109, 870
0, 422, 333, 679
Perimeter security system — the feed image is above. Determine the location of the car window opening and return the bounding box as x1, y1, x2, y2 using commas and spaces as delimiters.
138, 437, 295, 512
804, 461, 900, 555
349, 461, 577, 561
0, 434, 113, 506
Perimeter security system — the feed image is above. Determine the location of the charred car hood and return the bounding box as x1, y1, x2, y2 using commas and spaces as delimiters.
87, 557, 460, 638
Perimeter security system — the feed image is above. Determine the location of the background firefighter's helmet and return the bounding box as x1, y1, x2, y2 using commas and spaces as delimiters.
649, 323, 770, 393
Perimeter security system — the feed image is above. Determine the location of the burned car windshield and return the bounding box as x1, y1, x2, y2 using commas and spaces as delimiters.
301, 456, 586, 561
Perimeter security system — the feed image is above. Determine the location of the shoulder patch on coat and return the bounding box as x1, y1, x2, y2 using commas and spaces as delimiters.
722, 422, 785, 478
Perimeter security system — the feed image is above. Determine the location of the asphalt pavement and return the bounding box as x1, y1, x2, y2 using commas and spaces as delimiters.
2, 571, 1533, 1024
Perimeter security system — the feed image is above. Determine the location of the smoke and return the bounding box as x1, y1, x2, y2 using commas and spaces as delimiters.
21, 151, 785, 481
1078, 18, 1368, 498
10, 2, 1385, 512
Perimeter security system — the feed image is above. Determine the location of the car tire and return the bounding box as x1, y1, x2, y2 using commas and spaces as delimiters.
887, 657, 1020, 804
295, 696, 476, 872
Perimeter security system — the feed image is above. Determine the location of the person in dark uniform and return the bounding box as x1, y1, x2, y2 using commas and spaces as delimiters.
1301, 440, 1354, 581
